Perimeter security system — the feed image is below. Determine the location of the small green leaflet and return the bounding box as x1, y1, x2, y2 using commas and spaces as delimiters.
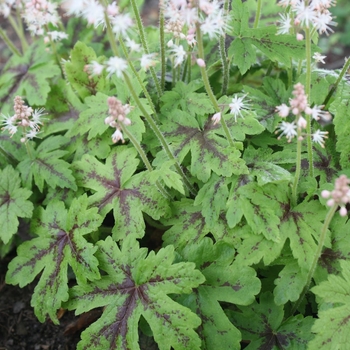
66, 92, 146, 143
0, 41, 60, 114
73, 146, 169, 240
227, 292, 314, 349
158, 109, 248, 183
65, 236, 205, 350
310, 260, 350, 349
148, 160, 185, 194
274, 260, 308, 305
178, 238, 261, 350
228, 0, 307, 74
236, 182, 283, 242
234, 225, 286, 267
5, 195, 102, 324
0, 165, 33, 244
17, 136, 77, 192
194, 174, 229, 229
162, 199, 236, 249
160, 81, 215, 116
279, 200, 328, 271
243, 146, 292, 186
330, 83, 350, 169
65, 92, 110, 140
64, 41, 110, 99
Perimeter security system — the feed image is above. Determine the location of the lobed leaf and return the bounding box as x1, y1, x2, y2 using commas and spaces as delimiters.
0, 41, 60, 114
73, 146, 169, 240
310, 260, 350, 349
227, 292, 314, 349
17, 136, 77, 192
65, 236, 205, 350
5, 195, 102, 323
0, 165, 33, 244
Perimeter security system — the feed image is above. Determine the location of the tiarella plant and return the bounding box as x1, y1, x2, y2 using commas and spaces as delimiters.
1, 0, 350, 349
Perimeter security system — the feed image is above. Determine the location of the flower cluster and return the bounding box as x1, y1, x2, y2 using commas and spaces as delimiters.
165, 0, 230, 67
277, 0, 337, 38
23, 0, 60, 36
321, 175, 350, 216
105, 96, 132, 143
0, 0, 16, 18
275, 83, 331, 146
1, 96, 46, 143
61, 0, 133, 35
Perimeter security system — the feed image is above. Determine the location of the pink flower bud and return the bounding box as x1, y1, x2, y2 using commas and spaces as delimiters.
340, 206, 347, 216
296, 33, 304, 41
321, 190, 330, 198
211, 112, 221, 125
197, 58, 206, 68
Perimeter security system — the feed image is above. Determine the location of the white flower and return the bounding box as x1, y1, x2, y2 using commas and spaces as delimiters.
276, 103, 290, 117
312, 129, 328, 147
211, 112, 221, 125
61, 0, 87, 16
111, 128, 124, 143
293, 2, 317, 28
82, 0, 104, 25
125, 38, 141, 52
1, 115, 18, 136
29, 108, 46, 131
229, 94, 250, 122
85, 61, 105, 76
277, 13, 292, 35
170, 44, 187, 67
140, 53, 158, 71
201, 10, 230, 39
105, 56, 127, 78
305, 105, 332, 122
111, 13, 133, 37
46, 31, 69, 42
313, 52, 327, 64
275, 121, 297, 142
313, 10, 336, 35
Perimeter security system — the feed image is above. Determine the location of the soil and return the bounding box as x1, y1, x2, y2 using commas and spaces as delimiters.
0, 253, 82, 350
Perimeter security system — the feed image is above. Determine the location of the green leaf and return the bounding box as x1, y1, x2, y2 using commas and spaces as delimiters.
238, 182, 282, 242
244, 146, 292, 185
158, 109, 248, 182
163, 199, 236, 249
228, 0, 250, 35
64, 41, 110, 99
0, 165, 33, 244
177, 238, 260, 350
274, 260, 308, 305
280, 200, 328, 271
17, 136, 77, 192
73, 146, 169, 240
65, 236, 205, 350
194, 174, 229, 228
160, 81, 215, 116
148, 160, 185, 194
0, 41, 60, 114
65, 92, 109, 140
310, 260, 350, 349
235, 225, 286, 266
228, 24, 307, 74
5, 195, 102, 323
330, 83, 350, 169
227, 292, 314, 349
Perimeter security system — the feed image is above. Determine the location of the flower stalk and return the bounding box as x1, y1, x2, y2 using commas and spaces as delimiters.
290, 203, 337, 315
304, 27, 314, 177
195, 22, 235, 148
129, 0, 162, 99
